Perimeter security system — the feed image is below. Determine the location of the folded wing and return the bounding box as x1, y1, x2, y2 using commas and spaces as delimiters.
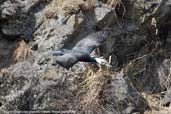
54, 53, 78, 69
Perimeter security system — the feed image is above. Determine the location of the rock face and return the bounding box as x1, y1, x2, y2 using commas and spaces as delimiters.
0, 0, 171, 114
0, 0, 48, 40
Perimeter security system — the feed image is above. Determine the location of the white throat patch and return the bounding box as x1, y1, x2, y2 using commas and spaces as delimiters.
94, 57, 112, 67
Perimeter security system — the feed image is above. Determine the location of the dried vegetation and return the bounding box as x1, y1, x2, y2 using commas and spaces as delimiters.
0, 39, 30, 70
45, 0, 122, 18
76, 67, 112, 113
13, 40, 30, 63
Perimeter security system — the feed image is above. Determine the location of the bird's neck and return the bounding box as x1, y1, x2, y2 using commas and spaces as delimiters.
89, 56, 97, 63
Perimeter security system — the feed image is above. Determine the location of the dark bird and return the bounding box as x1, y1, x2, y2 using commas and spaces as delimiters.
52, 28, 114, 69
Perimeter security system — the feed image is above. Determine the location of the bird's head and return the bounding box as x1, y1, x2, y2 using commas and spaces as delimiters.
94, 56, 112, 67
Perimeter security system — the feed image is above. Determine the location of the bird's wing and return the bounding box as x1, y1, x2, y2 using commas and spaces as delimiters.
54, 53, 78, 69
72, 29, 113, 54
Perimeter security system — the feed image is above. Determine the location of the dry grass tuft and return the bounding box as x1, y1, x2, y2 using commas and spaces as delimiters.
45, 9, 56, 19
0, 68, 9, 76
13, 40, 30, 63
76, 66, 111, 113
102, 0, 126, 18
81, 0, 96, 11
61, 0, 84, 15
0, 39, 30, 69
126, 55, 147, 76
45, 0, 84, 18
143, 92, 171, 114
45, 0, 122, 18
51, 0, 64, 7
102, 0, 122, 7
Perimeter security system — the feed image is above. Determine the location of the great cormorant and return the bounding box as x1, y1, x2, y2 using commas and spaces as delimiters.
52, 28, 114, 69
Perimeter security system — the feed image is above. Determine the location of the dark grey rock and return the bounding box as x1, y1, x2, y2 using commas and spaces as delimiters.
0, 0, 48, 40
102, 70, 148, 114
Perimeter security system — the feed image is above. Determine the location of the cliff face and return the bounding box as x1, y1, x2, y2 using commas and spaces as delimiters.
0, 0, 171, 114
